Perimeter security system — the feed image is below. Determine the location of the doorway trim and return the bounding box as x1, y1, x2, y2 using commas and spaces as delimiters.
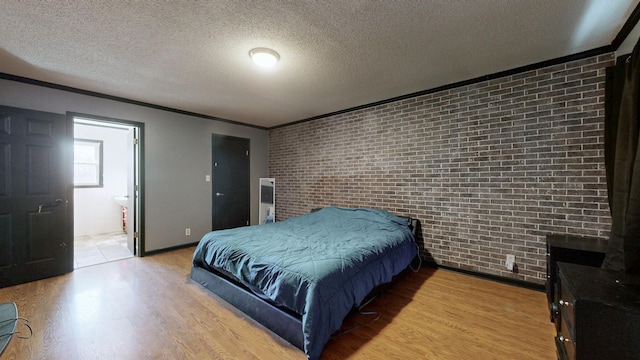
68, 112, 146, 256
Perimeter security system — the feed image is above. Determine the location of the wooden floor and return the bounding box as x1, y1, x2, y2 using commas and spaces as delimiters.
0, 247, 556, 359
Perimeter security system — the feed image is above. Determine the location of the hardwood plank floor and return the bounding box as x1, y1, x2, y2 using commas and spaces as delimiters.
0, 247, 556, 359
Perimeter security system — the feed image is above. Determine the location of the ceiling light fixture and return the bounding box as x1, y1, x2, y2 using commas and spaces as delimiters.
249, 47, 280, 68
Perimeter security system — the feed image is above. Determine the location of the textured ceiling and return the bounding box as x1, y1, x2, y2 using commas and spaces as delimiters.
1, 1, 638, 128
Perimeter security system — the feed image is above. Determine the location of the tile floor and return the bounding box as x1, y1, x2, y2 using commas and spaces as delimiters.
74, 232, 133, 268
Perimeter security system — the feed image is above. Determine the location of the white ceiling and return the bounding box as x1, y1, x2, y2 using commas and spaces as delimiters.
1, 1, 638, 128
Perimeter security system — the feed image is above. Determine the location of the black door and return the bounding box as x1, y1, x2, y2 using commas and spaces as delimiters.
212, 134, 250, 230
0, 106, 73, 287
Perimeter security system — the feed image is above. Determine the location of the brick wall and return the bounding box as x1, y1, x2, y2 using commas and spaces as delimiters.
268, 53, 614, 284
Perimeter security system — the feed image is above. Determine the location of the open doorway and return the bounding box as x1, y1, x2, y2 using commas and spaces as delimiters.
72, 115, 143, 268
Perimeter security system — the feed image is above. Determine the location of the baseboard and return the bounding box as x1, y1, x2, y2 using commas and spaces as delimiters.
143, 241, 200, 256
423, 261, 545, 292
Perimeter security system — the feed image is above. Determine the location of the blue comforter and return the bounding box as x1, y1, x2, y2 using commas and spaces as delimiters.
192, 207, 417, 360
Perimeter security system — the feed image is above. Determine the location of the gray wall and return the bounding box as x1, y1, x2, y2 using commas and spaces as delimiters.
0, 78, 269, 252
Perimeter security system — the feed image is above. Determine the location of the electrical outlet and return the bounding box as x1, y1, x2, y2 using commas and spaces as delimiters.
185, 228, 191, 236
505, 254, 515, 271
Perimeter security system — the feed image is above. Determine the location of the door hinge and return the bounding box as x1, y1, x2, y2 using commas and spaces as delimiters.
134, 231, 138, 238
133, 138, 139, 145
214, 162, 218, 167
246, 150, 249, 156
246, 220, 249, 226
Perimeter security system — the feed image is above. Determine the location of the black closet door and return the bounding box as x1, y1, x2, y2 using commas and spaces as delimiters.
211, 134, 250, 230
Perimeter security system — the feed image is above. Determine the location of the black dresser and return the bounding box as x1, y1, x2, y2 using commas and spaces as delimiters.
545, 234, 608, 320
553, 262, 640, 360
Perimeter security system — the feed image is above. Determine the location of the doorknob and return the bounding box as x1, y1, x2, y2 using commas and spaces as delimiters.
216, 193, 225, 197
38, 199, 64, 213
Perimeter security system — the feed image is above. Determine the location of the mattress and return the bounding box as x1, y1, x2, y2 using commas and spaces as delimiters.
192, 207, 417, 359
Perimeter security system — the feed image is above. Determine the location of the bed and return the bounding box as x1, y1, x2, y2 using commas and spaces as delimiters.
190, 207, 418, 360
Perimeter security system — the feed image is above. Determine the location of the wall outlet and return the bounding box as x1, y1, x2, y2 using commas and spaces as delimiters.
505, 254, 515, 271
185, 228, 191, 236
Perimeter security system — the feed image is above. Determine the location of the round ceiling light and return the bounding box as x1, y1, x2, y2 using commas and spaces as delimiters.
249, 48, 280, 68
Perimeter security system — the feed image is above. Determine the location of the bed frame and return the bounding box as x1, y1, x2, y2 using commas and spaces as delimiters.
189, 215, 419, 351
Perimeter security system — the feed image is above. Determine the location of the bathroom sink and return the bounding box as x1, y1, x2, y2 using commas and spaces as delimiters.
114, 196, 129, 207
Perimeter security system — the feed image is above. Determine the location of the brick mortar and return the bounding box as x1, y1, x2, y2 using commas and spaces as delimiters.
268, 53, 614, 284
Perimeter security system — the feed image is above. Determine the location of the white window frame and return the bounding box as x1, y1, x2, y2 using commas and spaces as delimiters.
74, 139, 103, 188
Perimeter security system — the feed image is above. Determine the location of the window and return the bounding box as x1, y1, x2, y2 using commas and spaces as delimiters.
74, 139, 103, 187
